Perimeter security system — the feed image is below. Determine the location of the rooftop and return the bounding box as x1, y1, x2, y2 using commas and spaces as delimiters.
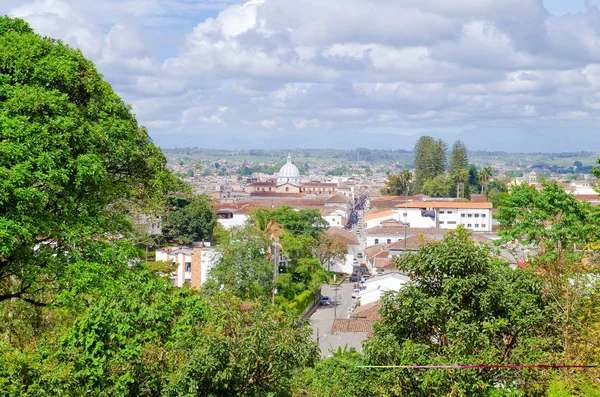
396, 201, 492, 209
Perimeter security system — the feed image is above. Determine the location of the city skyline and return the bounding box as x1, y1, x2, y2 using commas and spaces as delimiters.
3, 0, 600, 151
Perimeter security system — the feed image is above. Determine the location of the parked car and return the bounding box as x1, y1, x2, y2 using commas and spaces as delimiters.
351, 288, 360, 299
356, 253, 363, 259
320, 296, 331, 306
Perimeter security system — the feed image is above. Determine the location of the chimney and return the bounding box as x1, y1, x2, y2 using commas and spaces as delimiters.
191, 247, 202, 289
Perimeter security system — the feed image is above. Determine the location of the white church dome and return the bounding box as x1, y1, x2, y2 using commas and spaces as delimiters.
277, 153, 300, 185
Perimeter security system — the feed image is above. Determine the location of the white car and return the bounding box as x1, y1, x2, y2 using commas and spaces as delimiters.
351, 289, 360, 299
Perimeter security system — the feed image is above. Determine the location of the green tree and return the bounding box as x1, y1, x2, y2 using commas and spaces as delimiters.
468, 164, 480, 193
449, 140, 468, 175
209, 225, 274, 299
316, 232, 348, 271
480, 166, 493, 194
452, 167, 470, 199
413, 136, 447, 193
162, 194, 217, 244
495, 182, 600, 365
0, 17, 175, 305
380, 169, 412, 196
421, 174, 453, 198
363, 228, 560, 396
267, 206, 328, 238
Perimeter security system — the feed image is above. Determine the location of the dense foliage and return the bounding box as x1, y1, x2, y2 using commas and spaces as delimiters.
162, 194, 217, 244
0, 17, 175, 305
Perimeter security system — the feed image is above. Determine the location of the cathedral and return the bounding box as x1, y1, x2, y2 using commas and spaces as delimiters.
248, 153, 338, 197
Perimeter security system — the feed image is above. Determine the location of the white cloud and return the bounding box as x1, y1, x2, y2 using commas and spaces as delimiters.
6, 0, 600, 150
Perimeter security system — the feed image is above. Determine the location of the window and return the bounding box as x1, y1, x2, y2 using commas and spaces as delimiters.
439, 221, 444, 224
461, 214, 466, 217
482, 214, 487, 218
269, 187, 272, 191
447, 221, 456, 225
402, 213, 407, 217
474, 214, 480, 218
387, 239, 392, 244
475, 224, 479, 228
185, 262, 191, 272
467, 214, 472, 218
374, 239, 379, 244
286, 187, 289, 192
482, 224, 487, 228
467, 224, 472, 227
439, 211, 445, 214
447, 211, 453, 214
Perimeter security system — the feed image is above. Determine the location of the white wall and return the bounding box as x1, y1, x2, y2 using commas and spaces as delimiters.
366, 234, 405, 247
364, 213, 398, 229
395, 207, 492, 232
356, 274, 410, 305
218, 214, 248, 230
200, 249, 220, 284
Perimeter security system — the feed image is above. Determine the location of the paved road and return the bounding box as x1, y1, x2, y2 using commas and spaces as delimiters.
309, 280, 366, 357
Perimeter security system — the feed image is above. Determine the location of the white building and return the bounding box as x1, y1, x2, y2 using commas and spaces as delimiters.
216, 209, 249, 230
569, 180, 597, 196
356, 273, 410, 305
155, 245, 220, 288
364, 209, 398, 229
395, 201, 493, 232
277, 153, 301, 185
322, 207, 348, 228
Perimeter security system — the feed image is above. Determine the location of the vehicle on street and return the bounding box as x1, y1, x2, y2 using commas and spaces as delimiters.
351, 289, 360, 299
357, 253, 363, 258
320, 296, 331, 306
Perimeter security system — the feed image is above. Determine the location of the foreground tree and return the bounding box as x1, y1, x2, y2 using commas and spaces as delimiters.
0, 17, 175, 305
0, 266, 318, 397
363, 228, 561, 396
209, 225, 274, 299
495, 182, 600, 366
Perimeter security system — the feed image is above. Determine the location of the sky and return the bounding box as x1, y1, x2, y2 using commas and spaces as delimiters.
4, 0, 600, 152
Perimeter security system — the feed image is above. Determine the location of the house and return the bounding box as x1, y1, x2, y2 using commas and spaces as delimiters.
356, 272, 411, 305
364, 219, 410, 246
155, 245, 220, 288
215, 202, 261, 230
395, 201, 493, 232
364, 209, 397, 229
568, 180, 598, 196
321, 207, 348, 228
323, 227, 361, 274
324, 193, 353, 210
386, 235, 438, 256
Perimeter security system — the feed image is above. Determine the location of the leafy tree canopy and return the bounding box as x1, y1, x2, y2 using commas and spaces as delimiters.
162, 194, 217, 244
0, 17, 176, 305
363, 228, 560, 396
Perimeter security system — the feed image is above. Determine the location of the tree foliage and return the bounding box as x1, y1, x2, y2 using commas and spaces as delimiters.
209, 225, 274, 299
381, 169, 412, 196
162, 194, 217, 244
316, 232, 348, 271
363, 228, 561, 396
413, 136, 447, 192
0, 17, 176, 305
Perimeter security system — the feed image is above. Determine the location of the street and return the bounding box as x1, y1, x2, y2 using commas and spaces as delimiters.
309, 279, 365, 357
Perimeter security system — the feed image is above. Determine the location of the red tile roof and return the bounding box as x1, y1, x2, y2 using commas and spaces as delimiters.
330, 318, 377, 336
364, 209, 394, 221
351, 301, 383, 321
396, 201, 492, 209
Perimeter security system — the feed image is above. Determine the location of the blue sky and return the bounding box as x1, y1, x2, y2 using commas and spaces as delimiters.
4, 0, 600, 152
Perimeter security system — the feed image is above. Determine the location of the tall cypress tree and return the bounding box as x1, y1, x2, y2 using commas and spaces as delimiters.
413, 136, 447, 193
449, 141, 470, 198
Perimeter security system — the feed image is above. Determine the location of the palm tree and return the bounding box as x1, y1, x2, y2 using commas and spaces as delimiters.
480, 167, 493, 194
252, 212, 285, 304
453, 168, 469, 198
